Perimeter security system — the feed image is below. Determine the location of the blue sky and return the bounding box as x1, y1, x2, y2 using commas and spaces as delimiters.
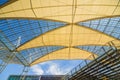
0, 60, 82, 80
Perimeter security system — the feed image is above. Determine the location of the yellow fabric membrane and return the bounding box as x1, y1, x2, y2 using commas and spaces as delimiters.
0, 0, 120, 65
0, 0, 120, 23
17, 25, 116, 51
30, 48, 97, 66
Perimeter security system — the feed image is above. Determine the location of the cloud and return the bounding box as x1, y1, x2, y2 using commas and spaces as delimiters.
31, 65, 44, 75
47, 63, 62, 75
45, 61, 71, 75
30, 60, 81, 75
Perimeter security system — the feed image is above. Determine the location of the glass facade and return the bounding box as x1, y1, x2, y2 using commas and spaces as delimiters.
8, 75, 64, 80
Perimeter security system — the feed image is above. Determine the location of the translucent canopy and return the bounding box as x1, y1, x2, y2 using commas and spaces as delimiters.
0, 0, 120, 66
17, 24, 116, 51
0, 19, 66, 46
19, 46, 65, 64
79, 17, 120, 39
30, 48, 97, 66
0, 0, 120, 23
75, 46, 111, 56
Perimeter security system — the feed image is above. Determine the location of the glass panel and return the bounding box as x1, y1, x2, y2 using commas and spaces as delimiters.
0, 0, 8, 5
79, 17, 120, 39
19, 46, 65, 63
75, 46, 103, 55
0, 19, 66, 47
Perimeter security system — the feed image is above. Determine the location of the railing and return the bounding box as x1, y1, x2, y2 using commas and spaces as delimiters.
63, 40, 120, 80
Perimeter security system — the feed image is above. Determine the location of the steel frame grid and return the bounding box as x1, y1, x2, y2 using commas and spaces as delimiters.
0, 31, 29, 67
64, 40, 120, 80
76, 17, 120, 58
0, 16, 120, 67
21, 46, 65, 64
0, 19, 66, 47
0, 19, 67, 66
79, 17, 120, 40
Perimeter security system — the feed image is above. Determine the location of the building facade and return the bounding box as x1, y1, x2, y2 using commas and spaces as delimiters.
8, 75, 64, 80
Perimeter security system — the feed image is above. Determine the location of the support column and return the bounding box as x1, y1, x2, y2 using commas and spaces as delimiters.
19, 66, 30, 80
